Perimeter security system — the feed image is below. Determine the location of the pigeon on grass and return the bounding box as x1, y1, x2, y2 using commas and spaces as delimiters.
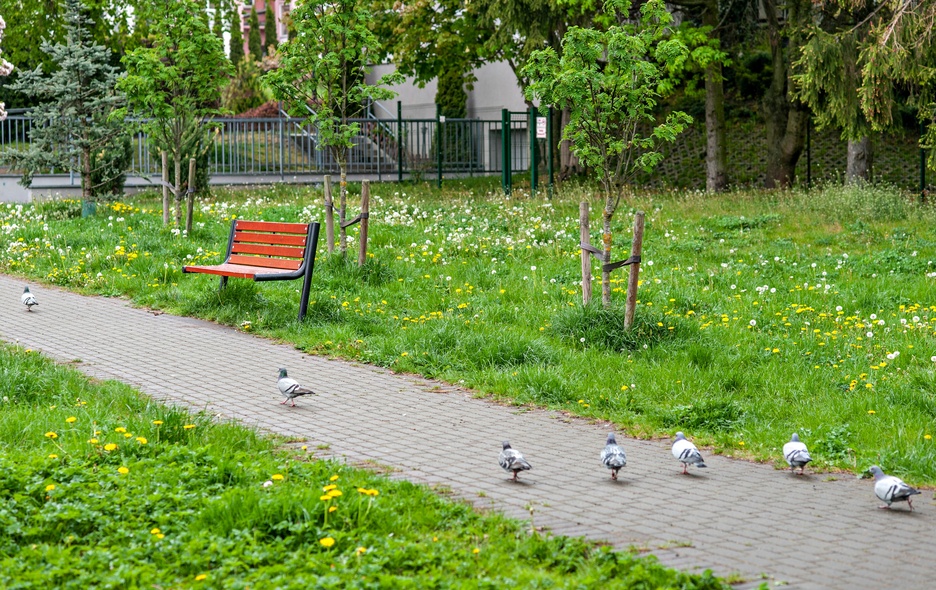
783, 433, 812, 475
498, 441, 532, 481
22, 286, 38, 311
869, 465, 920, 511
277, 368, 316, 407
672, 432, 707, 474
600, 433, 627, 480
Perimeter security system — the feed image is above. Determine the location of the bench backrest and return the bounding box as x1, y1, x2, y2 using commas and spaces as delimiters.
227, 220, 312, 271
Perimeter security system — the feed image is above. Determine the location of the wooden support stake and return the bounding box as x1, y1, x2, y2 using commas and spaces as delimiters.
623, 211, 645, 331
185, 157, 196, 234
161, 151, 170, 226
358, 180, 370, 266
579, 201, 592, 306
323, 175, 335, 254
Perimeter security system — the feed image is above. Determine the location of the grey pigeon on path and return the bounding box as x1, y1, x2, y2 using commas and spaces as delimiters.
277, 368, 316, 407
870, 465, 921, 511
783, 433, 812, 475
672, 432, 707, 474
21, 286, 38, 311
498, 441, 532, 481
600, 433, 627, 480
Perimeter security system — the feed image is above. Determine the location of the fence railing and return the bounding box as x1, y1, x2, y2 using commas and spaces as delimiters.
0, 110, 539, 183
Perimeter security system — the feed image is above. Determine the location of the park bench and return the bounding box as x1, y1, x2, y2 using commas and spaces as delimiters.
183, 219, 321, 322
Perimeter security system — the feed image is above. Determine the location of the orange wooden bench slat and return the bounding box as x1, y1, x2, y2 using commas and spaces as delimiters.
227, 254, 302, 270
235, 220, 309, 233
233, 231, 307, 246
183, 262, 296, 279
230, 242, 306, 258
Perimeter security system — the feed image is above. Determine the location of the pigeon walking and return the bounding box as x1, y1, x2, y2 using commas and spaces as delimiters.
498, 441, 532, 481
600, 433, 627, 480
783, 433, 812, 475
277, 368, 316, 407
21, 286, 38, 311
870, 465, 920, 511
672, 432, 707, 474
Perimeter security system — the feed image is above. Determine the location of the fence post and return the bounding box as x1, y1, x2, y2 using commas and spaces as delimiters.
547, 106, 554, 198
623, 212, 645, 331
529, 106, 538, 195
397, 101, 403, 183
921, 119, 927, 203
580, 201, 592, 306
324, 175, 335, 254
278, 102, 284, 181
501, 109, 509, 194
436, 103, 443, 188
161, 151, 170, 226
358, 180, 370, 266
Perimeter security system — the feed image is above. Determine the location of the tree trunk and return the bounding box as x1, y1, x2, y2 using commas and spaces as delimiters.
174, 155, 183, 227
763, 0, 808, 189
846, 136, 872, 183
338, 152, 348, 256
601, 200, 613, 308
161, 151, 170, 226
559, 107, 582, 179
185, 157, 196, 234
702, 0, 727, 192
81, 144, 92, 201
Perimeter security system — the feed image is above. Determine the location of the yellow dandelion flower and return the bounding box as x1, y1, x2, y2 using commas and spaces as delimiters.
150, 528, 161, 535
104, 443, 118, 451
356, 546, 367, 555
327, 490, 343, 498
319, 537, 336, 548
88, 438, 99, 444
123, 432, 133, 438
271, 474, 284, 481
115, 427, 127, 433
868, 410, 876, 415
195, 574, 208, 581
44, 432, 58, 439
117, 466, 129, 474
136, 437, 147, 445
319, 495, 331, 501
152, 420, 163, 426
65, 416, 77, 424
156, 533, 165, 539
328, 506, 337, 513
183, 424, 196, 430
48, 454, 58, 459
472, 548, 480, 554
45, 484, 56, 492
925, 435, 932, 440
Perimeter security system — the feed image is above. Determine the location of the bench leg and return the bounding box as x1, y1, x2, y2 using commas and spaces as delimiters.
219, 276, 228, 291
298, 222, 320, 322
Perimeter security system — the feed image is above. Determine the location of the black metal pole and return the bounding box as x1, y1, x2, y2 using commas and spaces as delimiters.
921, 119, 927, 203
397, 101, 403, 183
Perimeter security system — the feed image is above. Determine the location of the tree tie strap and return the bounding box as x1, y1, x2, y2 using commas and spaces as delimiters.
602, 255, 641, 273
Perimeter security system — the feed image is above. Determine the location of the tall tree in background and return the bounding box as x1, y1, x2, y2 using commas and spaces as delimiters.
212, 0, 225, 42
119, 0, 231, 230
265, 0, 401, 256
265, 0, 278, 53
524, 0, 692, 307
762, 0, 810, 188
248, 5, 263, 61
230, 8, 245, 65
0, 0, 130, 201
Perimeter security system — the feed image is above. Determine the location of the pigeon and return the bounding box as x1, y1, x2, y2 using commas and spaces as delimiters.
600, 433, 627, 480
869, 465, 921, 511
782, 433, 812, 475
498, 441, 532, 481
21, 286, 38, 311
277, 368, 316, 407
672, 432, 707, 474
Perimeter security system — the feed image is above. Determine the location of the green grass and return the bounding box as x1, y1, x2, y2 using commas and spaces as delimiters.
2, 178, 936, 485
0, 344, 728, 588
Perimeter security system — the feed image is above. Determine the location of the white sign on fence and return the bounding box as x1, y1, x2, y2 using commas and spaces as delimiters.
535, 116, 547, 139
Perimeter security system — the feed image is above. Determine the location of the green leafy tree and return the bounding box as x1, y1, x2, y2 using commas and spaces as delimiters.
265, 0, 401, 256
265, 0, 278, 53
0, 0, 130, 201
222, 55, 267, 114
118, 0, 232, 230
524, 0, 692, 307
229, 8, 245, 65
212, 0, 225, 41
248, 5, 263, 61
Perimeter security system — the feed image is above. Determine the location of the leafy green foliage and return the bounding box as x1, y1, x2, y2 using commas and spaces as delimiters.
0, 344, 729, 589
248, 4, 262, 60
0, 0, 128, 201
221, 56, 268, 115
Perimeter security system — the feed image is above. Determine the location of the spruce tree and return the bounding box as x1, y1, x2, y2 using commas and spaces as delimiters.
0, 0, 130, 200
248, 5, 262, 61
265, 0, 278, 53
212, 0, 224, 41
229, 9, 245, 65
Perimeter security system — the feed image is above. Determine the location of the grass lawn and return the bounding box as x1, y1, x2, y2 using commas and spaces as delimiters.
2, 178, 936, 485
0, 344, 728, 588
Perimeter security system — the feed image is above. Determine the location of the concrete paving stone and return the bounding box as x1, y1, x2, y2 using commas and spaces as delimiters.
3, 273, 936, 590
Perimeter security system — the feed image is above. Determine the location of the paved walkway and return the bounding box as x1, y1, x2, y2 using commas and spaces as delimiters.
1, 273, 933, 589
